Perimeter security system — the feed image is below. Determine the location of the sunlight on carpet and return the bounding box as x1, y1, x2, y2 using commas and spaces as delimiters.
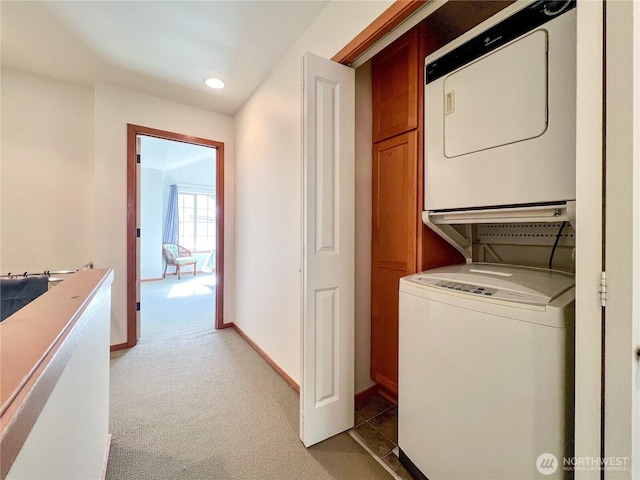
140, 274, 216, 341
167, 275, 216, 298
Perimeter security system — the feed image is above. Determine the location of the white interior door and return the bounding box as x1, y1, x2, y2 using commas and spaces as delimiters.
300, 52, 355, 447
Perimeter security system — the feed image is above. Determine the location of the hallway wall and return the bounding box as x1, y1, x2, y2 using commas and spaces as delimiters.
1, 69, 95, 274
233, 1, 392, 386
0, 72, 235, 346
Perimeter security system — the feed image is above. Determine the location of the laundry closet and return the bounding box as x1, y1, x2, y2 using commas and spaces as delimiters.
367, 1, 578, 478
368, 0, 577, 402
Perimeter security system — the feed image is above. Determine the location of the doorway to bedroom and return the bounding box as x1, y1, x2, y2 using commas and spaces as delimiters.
126, 124, 225, 348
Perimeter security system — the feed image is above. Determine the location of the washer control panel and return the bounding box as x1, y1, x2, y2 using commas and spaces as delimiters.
403, 264, 575, 308
435, 280, 498, 296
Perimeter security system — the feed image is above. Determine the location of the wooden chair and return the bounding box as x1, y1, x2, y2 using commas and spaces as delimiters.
162, 243, 197, 280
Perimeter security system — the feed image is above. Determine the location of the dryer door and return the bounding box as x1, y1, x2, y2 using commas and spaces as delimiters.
443, 29, 548, 158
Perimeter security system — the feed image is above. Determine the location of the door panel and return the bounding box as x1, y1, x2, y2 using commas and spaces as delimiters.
372, 29, 419, 143
371, 266, 404, 392
301, 52, 355, 447
370, 132, 417, 396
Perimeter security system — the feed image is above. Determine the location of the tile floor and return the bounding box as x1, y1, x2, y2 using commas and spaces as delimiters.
351, 395, 413, 479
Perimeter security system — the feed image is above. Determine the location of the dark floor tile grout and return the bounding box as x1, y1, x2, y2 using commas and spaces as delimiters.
369, 405, 393, 419
374, 426, 397, 448
364, 418, 398, 449
352, 394, 411, 478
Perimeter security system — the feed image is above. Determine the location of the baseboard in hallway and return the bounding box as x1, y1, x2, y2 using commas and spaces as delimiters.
230, 322, 300, 392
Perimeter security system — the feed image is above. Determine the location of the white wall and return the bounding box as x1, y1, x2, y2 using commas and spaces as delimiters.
234, 1, 392, 386
354, 61, 374, 394
140, 167, 163, 279
94, 83, 234, 345
1, 72, 234, 346
163, 158, 215, 189
0, 69, 95, 273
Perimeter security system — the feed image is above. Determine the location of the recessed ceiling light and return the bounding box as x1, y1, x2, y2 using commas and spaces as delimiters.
204, 77, 225, 89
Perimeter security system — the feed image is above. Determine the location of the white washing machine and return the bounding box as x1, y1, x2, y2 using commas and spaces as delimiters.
398, 263, 575, 480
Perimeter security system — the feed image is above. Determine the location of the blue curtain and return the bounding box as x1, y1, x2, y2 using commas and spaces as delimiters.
163, 184, 179, 244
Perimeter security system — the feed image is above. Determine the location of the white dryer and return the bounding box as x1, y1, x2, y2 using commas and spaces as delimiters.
398, 263, 574, 480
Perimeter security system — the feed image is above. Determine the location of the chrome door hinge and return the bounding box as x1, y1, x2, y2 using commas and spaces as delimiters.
599, 271, 607, 307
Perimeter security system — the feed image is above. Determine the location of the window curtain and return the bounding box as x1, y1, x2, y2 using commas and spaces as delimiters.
163, 184, 179, 244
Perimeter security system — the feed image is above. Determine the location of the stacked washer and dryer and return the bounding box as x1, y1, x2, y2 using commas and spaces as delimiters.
398, 1, 577, 479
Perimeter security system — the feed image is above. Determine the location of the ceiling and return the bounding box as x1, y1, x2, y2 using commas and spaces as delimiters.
0, 0, 331, 117
1, 1, 517, 170
140, 136, 215, 172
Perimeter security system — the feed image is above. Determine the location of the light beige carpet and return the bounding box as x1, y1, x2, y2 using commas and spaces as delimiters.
138, 274, 217, 342
107, 308, 392, 479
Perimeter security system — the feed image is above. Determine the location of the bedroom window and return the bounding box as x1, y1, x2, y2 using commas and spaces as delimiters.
177, 192, 216, 251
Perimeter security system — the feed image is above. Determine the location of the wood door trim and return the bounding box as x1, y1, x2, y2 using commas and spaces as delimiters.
126, 124, 225, 349
331, 0, 427, 65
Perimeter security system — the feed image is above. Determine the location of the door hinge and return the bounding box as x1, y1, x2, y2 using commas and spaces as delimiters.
599, 271, 607, 307
136, 154, 141, 164
136, 228, 141, 238
136, 301, 141, 312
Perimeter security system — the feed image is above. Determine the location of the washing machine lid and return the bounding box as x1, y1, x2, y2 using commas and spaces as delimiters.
409, 263, 574, 306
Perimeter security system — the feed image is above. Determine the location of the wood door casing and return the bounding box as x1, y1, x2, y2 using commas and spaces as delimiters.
122, 124, 225, 351
371, 131, 418, 395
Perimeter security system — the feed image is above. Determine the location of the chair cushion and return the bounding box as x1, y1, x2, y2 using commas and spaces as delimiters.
164, 244, 179, 259
175, 257, 196, 265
